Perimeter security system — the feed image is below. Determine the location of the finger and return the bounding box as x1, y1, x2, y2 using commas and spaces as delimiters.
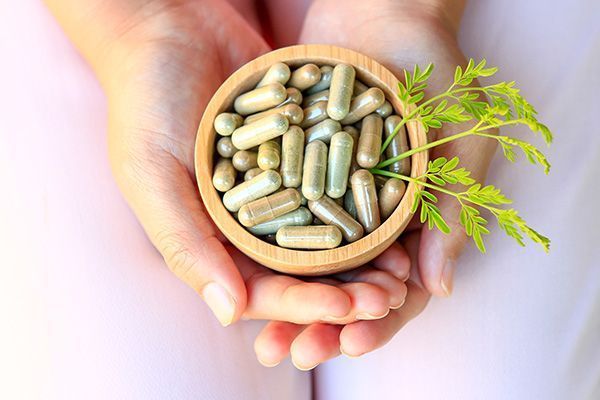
290, 323, 343, 371
254, 321, 305, 367
370, 241, 411, 281
335, 268, 407, 310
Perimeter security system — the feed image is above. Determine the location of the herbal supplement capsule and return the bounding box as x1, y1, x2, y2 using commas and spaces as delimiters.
256, 62, 291, 88
232, 150, 258, 172
357, 114, 383, 168
276, 225, 342, 249
302, 140, 327, 201
306, 65, 333, 94
326, 131, 353, 199
308, 196, 364, 243
344, 189, 358, 220
300, 101, 328, 129
231, 113, 289, 150
279, 87, 303, 106
297, 187, 308, 205
342, 126, 360, 178
340, 87, 386, 125
234, 83, 287, 116
375, 101, 393, 118
327, 64, 356, 121
373, 174, 388, 190
302, 89, 330, 108
216, 136, 238, 158
353, 80, 368, 95
214, 113, 243, 136
244, 103, 304, 126
305, 119, 342, 144
288, 64, 321, 90
223, 170, 282, 212
379, 178, 406, 219
248, 206, 312, 235
238, 188, 301, 227
212, 158, 236, 192
244, 167, 262, 181
384, 115, 411, 175
257, 140, 281, 170
280, 126, 305, 187
351, 169, 381, 233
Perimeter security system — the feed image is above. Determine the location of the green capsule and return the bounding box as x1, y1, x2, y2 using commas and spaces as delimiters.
351, 169, 381, 234
343, 126, 361, 179
300, 101, 328, 128
216, 136, 238, 158
244, 103, 304, 126
279, 87, 303, 106
353, 80, 368, 95
326, 131, 353, 199
357, 114, 383, 168
244, 167, 262, 181
340, 87, 385, 125
247, 207, 312, 235
223, 170, 281, 212
379, 178, 406, 219
280, 126, 305, 187
231, 113, 289, 150
302, 140, 328, 201
276, 225, 342, 249
232, 150, 258, 172
308, 196, 364, 243
306, 65, 333, 94
303, 89, 330, 108
344, 189, 358, 220
212, 158, 236, 192
305, 119, 342, 144
288, 64, 322, 90
238, 188, 301, 227
234, 83, 287, 116
327, 64, 356, 121
297, 186, 308, 206
384, 115, 411, 175
256, 62, 291, 88
214, 113, 243, 136
375, 101, 393, 118
257, 140, 281, 170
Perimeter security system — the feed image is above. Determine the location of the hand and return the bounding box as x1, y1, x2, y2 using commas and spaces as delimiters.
45, 0, 407, 327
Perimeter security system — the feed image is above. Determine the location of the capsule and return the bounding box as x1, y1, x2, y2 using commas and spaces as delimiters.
232, 150, 258, 171
340, 87, 386, 125
238, 188, 301, 227
256, 62, 291, 88
244, 103, 304, 126
248, 207, 312, 235
375, 101, 393, 118
344, 189, 358, 220
223, 170, 281, 212
351, 170, 381, 233
379, 178, 406, 219
231, 113, 289, 150
357, 114, 383, 168
373, 174, 388, 190
276, 225, 342, 249
214, 113, 243, 136
288, 64, 321, 90
302, 140, 327, 201
257, 140, 281, 170
234, 83, 287, 116
297, 186, 308, 206
306, 65, 333, 94
305, 119, 342, 144
212, 158, 236, 192
342, 126, 361, 178
353, 80, 368, 95
308, 196, 364, 243
244, 167, 263, 181
216, 136, 238, 158
384, 115, 411, 175
303, 89, 330, 108
280, 126, 305, 187
300, 101, 328, 128
327, 64, 356, 121
279, 87, 303, 106
326, 131, 353, 199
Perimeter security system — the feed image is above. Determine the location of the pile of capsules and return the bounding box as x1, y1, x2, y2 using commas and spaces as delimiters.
212, 62, 410, 250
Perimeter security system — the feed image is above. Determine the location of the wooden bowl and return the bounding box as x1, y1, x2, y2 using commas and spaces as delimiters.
195, 44, 427, 276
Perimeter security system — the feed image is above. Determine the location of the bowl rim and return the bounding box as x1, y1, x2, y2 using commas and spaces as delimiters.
195, 44, 427, 276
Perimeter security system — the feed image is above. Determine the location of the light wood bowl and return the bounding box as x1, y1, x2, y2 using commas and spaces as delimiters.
195, 44, 427, 276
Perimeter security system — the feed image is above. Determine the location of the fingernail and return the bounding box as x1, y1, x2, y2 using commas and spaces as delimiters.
258, 359, 280, 368
322, 315, 346, 323
356, 309, 390, 321
292, 359, 318, 371
340, 345, 361, 358
440, 259, 456, 296
202, 282, 236, 327
390, 296, 406, 310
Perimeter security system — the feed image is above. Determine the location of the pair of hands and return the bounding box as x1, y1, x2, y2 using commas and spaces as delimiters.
47, 0, 496, 369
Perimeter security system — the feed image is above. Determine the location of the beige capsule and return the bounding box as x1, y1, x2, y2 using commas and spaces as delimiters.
244, 103, 304, 126
343, 125, 361, 178
344, 189, 358, 220
223, 169, 282, 212
231, 113, 289, 150
340, 87, 386, 125
216, 136, 238, 158
305, 65, 333, 94
357, 114, 383, 168
302, 140, 328, 201
280, 126, 305, 187
327, 64, 356, 121
257, 140, 281, 170
308, 196, 364, 243
297, 186, 308, 206
326, 131, 353, 199
279, 87, 303, 106
351, 169, 381, 234
288, 64, 322, 90
302, 89, 330, 108
244, 167, 263, 181
379, 178, 406, 219
384, 115, 411, 175
234, 83, 287, 116
373, 174, 388, 190
232, 150, 258, 172
353, 80, 368, 95
238, 188, 301, 227
256, 62, 291, 88
214, 113, 243, 136
300, 101, 328, 129
375, 101, 393, 118
276, 225, 342, 249
305, 119, 342, 144
212, 158, 236, 192
248, 206, 312, 235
